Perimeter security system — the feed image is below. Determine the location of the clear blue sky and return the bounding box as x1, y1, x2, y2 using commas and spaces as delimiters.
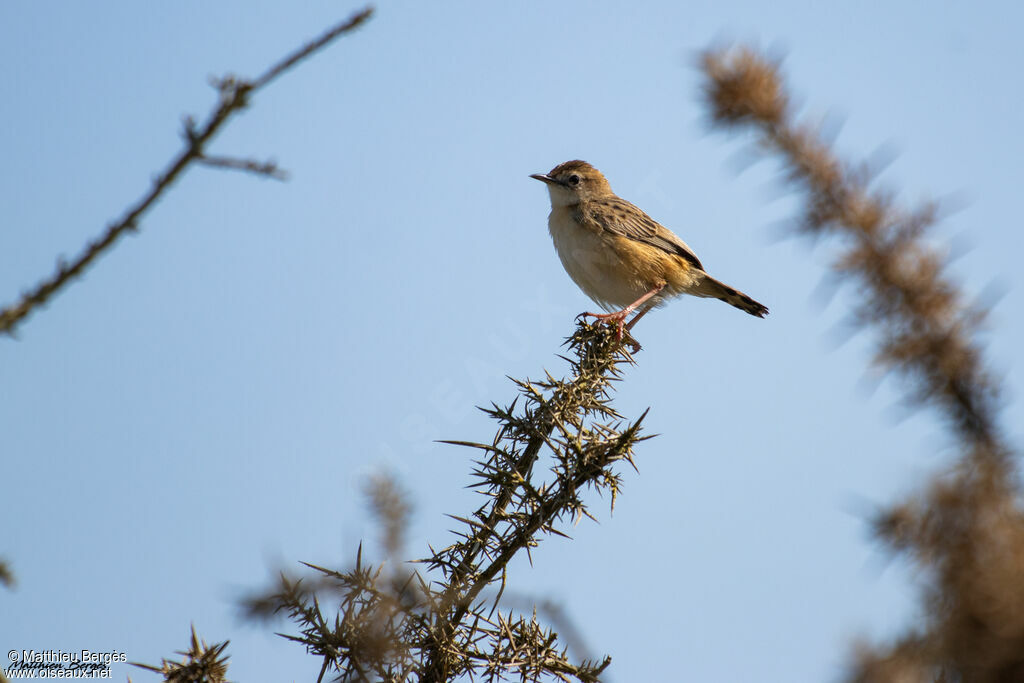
3, 2, 1023, 681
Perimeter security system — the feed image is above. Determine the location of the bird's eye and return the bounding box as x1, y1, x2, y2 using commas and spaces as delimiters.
567, 174, 581, 186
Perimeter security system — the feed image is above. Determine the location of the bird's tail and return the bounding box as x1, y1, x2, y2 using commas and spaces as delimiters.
696, 274, 769, 318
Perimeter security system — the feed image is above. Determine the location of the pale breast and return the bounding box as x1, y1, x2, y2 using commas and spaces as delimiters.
547, 208, 647, 311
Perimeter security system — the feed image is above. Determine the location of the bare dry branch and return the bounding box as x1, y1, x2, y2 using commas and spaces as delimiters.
0, 6, 373, 337
195, 154, 289, 180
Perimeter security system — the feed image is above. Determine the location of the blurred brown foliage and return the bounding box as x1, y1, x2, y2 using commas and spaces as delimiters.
0, 558, 13, 589
701, 46, 1024, 683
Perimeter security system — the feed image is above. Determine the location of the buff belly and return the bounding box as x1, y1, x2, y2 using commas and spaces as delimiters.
548, 211, 701, 312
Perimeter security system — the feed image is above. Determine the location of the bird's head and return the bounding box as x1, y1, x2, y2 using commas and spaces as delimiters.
530, 160, 612, 206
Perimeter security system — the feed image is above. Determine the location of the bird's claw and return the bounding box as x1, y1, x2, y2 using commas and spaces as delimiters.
577, 310, 642, 352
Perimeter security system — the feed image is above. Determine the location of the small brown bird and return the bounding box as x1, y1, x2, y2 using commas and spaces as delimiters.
531, 160, 768, 346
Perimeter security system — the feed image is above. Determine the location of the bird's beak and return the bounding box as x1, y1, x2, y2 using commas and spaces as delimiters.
530, 173, 559, 186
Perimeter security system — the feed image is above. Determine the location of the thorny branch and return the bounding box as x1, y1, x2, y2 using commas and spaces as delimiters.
131, 626, 230, 683
0, 7, 373, 337
243, 323, 641, 683
701, 46, 1022, 683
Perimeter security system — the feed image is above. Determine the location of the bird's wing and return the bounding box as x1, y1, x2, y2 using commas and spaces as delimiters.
590, 197, 705, 271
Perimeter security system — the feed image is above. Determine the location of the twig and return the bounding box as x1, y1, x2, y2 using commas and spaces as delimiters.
196, 154, 289, 180
0, 6, 373, 337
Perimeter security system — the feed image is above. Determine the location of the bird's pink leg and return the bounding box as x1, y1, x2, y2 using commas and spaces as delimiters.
581, 283, 666, 343
624, 299, 658, 332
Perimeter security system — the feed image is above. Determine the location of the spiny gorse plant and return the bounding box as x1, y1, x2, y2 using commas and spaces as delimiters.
701, 46, 1022, 682
131, 627, 230, 683
243, 322, 648, 682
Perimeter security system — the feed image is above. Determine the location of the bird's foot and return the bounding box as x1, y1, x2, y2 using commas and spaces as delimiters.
577, 310, 641, 352
578, 309, 628, 337
579, 309, 628, 324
